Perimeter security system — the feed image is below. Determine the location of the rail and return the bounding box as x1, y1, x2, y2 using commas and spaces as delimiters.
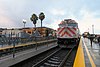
33, 46, 76, 67
58, 45, 76, 67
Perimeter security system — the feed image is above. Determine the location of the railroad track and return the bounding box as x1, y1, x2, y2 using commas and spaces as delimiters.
33, 46, 76, 67
10, 44, 77, 67
10, 46, 60, 67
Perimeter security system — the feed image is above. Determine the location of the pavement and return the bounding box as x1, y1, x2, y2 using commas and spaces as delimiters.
83, 38, 100, 67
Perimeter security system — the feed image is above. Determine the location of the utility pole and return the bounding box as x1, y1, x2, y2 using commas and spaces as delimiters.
90, 25, 95, 47
92, 25, 94, 34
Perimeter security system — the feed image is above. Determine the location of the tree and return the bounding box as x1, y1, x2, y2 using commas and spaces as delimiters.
39, 12, 45, 28
30, 13, 38, 50
30, 13, 38, 28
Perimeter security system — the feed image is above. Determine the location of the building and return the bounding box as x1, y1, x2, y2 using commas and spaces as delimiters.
1, 27, 56, 37
22, 27, 56, 37
0, 28, 7, 35
2, 28, 23, 38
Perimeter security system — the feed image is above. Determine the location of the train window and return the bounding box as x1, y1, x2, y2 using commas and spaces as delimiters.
68, 23, 78, 27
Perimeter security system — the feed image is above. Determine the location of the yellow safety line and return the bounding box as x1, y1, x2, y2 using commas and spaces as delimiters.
73, 39, 85, 67
83, 40, 96, 67
0, 39, 56, 50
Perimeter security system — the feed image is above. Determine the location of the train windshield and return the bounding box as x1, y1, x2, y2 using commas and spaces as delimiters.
68, 23, 78, 27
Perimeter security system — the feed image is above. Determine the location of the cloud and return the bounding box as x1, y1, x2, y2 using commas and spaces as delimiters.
77, 8, 100, 34
50, 7, 100, 34
0, 2, 17, 28
0, 16, 15, 28
0, 0, 100, 35
46, 19, 62, 30
0, 0, 29, 28
50, 8, 66, 16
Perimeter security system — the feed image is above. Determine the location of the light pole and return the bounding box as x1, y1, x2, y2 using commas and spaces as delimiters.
92, 25, 94, 34
23, 19, 26, 28
11, 28, 15, 58
88, 28, 89, 32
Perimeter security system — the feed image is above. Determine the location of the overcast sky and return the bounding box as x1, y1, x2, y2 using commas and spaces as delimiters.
0, 0, 100, 34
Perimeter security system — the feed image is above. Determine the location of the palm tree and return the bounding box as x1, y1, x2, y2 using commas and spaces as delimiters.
30, 13, 38, 28
30, 13, 38, 50
39, 12, 45, 28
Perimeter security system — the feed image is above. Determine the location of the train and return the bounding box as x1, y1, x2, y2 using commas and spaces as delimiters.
57, 19, 80, 48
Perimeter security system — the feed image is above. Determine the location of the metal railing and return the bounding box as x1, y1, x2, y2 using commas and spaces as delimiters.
0, 35, 56, 47
0, 35, 57, 58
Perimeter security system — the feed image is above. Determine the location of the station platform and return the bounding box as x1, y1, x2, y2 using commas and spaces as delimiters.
0, 38, 100, 67
0, 40, 57, 67
74, 37, 100, 67
0, 39, 57, 50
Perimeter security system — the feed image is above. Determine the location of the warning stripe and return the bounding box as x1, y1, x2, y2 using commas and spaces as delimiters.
65, 31, 72, 37
58, 28, 60, 31
67, 27, 76, 34
66, 28, 73, 37
72, 28, 76, 35
58, 27, 77, 37
73, 28, 76, 31
58, 27, 65, 35
61, 32, 65, 37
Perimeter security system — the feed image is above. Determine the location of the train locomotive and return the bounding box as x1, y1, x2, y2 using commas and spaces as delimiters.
57, 19, 80, 48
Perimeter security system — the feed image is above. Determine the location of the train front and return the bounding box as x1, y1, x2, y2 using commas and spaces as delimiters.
57, 19, 80, 48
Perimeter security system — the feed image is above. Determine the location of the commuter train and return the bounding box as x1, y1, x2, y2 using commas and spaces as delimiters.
57, 19, 80, 48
